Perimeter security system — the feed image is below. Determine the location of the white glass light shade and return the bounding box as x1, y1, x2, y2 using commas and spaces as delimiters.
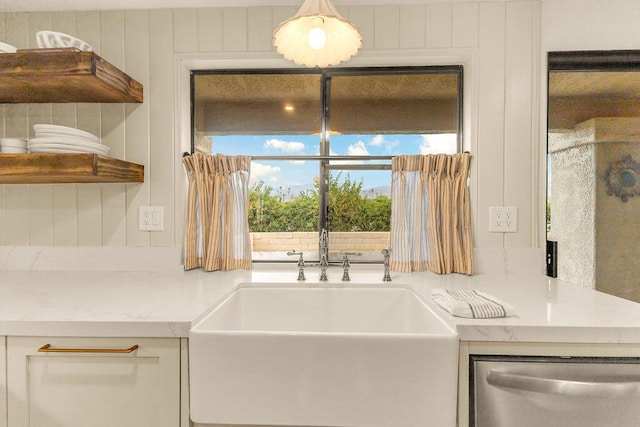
273, 0, 363, 68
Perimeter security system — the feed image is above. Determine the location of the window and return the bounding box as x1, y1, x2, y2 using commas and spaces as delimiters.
192, 67, 463, 262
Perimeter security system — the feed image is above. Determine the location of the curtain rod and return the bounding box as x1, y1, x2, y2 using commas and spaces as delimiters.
183, 153, 469, 159
250, 155, 393, 161
183, 152, 393, 161
249, 153, 473, 159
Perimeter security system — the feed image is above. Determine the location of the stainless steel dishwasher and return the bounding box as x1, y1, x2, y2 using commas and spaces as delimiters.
471, 355, 640, 427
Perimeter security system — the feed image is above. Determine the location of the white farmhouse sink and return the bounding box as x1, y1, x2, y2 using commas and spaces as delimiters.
189, 285, 459, 427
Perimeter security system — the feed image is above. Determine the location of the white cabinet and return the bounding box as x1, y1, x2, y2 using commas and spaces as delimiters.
0, 337, 6, 427
7, 337, 180, 427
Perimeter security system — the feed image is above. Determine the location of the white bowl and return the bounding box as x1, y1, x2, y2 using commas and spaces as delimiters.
0, 42, 17, 53
35, 31, 93, 52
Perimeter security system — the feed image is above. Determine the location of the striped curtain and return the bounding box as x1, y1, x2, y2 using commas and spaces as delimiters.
182, 153, 252, 271
390, 153, 473, 274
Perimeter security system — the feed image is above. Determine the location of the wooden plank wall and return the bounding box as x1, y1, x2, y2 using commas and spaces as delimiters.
0, 1, 540, 253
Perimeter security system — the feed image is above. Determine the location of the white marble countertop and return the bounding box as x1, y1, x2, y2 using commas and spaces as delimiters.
2, 264, 640, 343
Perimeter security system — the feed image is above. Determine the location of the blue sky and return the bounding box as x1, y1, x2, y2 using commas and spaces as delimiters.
210, 133, 457, 191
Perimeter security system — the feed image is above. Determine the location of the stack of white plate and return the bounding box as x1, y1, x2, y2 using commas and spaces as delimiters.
1, 138, 28, 153
29, 124, 109, 155
0, 42, 17, 53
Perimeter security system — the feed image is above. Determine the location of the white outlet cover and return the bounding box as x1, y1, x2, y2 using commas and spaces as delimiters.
489, 206, 517, 233
139, 206, 164, 231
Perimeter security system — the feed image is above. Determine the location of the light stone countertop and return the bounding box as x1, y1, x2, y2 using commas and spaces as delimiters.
2, 264, 640, 343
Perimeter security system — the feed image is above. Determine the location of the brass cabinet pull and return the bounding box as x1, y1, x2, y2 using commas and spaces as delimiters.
38, 344, 139, 354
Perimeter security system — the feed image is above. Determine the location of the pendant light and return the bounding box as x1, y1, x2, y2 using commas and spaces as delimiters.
273, 0, 363, 68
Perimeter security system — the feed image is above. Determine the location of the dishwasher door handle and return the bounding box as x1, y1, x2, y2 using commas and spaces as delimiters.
487, 370, 640, 399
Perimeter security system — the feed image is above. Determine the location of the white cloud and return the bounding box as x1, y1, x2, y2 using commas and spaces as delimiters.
369, 135, 385, 146
348, 141, 369, 156
289, 160, 306, 165
264, 138, 305, 153
250, 162, 281, 185
329, 144, 368, 165
420, 134, 458, 155
367, 134, 399, 151
329, 148, 350, 165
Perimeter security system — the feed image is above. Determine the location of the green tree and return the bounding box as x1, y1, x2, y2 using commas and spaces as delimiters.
248, 181, 285, 232
248, 174, 391, 233
361, 196, 392, 231
327, 173, 391, 232
283, 189, 318, 231
328, 173, 365, 232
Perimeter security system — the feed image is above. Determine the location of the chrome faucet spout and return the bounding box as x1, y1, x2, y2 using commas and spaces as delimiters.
319, 228, 328, 258
319, 228, 329, 281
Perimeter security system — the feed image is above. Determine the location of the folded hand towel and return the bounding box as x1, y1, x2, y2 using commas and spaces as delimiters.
431, 289, 515, 319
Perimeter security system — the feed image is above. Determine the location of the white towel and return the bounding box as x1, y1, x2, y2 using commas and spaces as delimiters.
431, 289, 515, 319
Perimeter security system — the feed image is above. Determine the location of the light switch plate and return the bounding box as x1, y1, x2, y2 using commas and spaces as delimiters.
489, 206, 517, 233
139, 206, 164, 231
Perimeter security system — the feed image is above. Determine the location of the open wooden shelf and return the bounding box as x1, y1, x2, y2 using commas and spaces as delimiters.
0, 48, 143, 103
0, 49, 145, 183
0, 153, 144, 184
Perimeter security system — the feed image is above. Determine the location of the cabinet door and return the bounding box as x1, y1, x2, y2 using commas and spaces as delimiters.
0, 337, 6, 427
7, 337, 180, 427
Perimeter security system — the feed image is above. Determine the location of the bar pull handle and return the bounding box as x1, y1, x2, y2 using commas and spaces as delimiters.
38, 344, 139, 354
487, 370, 640, 399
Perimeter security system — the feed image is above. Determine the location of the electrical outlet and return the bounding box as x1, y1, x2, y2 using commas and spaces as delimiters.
490, 206, 517, 233
139, 206, 164, 231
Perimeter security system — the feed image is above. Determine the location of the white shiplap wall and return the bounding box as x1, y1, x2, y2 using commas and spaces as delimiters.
0, 2, 541, 269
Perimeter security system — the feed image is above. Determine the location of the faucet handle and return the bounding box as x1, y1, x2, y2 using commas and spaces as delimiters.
286, 251, 305, 281
341, 252, 361, 282
342, 252, 361, 264
381, 248, 392, 282
286, 250, 304, 265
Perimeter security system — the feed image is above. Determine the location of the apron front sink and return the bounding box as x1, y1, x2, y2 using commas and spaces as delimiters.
189, 285, 459, 427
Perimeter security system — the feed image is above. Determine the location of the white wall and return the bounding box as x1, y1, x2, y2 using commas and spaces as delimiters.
0, 1, 544, 272
541, 0, 640, 52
